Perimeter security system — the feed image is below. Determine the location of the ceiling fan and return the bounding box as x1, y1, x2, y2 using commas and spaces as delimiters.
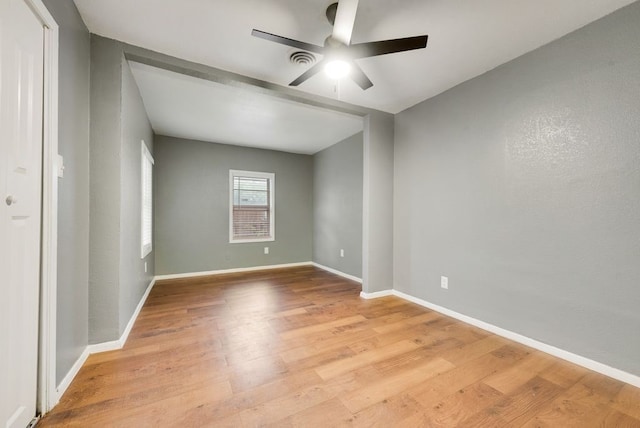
251, 0, 428, 90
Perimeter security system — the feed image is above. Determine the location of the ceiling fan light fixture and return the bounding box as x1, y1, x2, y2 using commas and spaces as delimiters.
324, 59, 351, 79
251, 0, 428, 89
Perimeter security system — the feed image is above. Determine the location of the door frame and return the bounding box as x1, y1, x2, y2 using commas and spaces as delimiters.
23, 0, 59, 414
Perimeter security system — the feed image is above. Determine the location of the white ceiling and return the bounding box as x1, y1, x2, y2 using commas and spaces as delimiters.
74, 0, 636, 114
129, 61, 363, 154
74, 0, 636, 153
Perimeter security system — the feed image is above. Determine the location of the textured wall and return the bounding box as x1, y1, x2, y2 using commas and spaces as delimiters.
119, 61, 154, 332
88, 35, 122, 343
42, 0, 90, 386
363, 112, 395, 293
83, 35, 395, 295
313, 132, 363, 277
89, 36, 155, 343
154, 136, 313, 275
394, 2, 640, 375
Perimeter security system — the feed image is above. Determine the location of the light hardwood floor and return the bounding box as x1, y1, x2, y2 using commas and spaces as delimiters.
39, 266, 640, 427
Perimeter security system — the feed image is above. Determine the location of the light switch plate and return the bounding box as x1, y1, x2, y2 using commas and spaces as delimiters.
57, 154, 64, 178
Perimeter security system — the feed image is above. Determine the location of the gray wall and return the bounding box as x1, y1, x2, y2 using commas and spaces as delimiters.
82, 34, 394, 296
89, 35, 154, 343
89, 35, 123, 343
154, 136, 313, 275
119, 61, 155, 331
42, 0, 90, 386
313, 132, 363, 278
363, 112, 395, 293
394, 2, 640, 376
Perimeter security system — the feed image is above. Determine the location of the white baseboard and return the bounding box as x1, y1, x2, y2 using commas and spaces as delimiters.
55, 346, 89, 400
360, 289, 393, 299
154, 262, 364, 285
312, 263, 362, 283
118, 278, 155, 347
366, 289, 640, 389
154, 262, 314, 281
86, 339, 122, 354
55, 278, 156, 401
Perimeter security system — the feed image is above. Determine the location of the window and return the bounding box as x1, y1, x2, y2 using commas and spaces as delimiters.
229, 170, 275, 243
141, 141, 154, 258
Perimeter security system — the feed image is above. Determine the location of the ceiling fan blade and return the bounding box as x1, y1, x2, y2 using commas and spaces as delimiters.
349, 35, 428, 58
349, 62, 373, 90
252, 29, 325, 54
289, 60, 326, 87
332, 0, 359, 45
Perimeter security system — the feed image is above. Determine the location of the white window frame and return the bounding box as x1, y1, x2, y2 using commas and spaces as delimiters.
141, 140, 154, 258
229, 169, 275, 243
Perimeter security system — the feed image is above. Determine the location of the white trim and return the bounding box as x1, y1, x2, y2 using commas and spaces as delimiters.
359, 289, 393, 299
53, 278, 156, 401
140, 140, 154, 258
54, 347, 89, 401
229, 236, 275, 244
87, 281, 156, 354
86, 340, 123, 355
155, 262, 313, 281
24, 0, 60, 414
118, 278, 156, 347
312, 263, 362, 283
363, 289, 640, 389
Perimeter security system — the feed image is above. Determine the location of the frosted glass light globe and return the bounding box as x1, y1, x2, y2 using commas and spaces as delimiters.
324, 59, 351, 79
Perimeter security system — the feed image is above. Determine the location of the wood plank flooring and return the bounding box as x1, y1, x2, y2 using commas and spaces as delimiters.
39, 266, 640, 427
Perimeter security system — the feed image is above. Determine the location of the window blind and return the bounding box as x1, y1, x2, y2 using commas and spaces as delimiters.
141, 142, 154, 257
232, 176, 270, 239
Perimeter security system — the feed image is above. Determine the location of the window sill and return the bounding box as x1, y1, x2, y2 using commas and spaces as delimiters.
230, 237, 275, 244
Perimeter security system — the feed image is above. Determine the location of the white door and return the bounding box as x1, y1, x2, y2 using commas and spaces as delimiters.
0, 0, 45, 426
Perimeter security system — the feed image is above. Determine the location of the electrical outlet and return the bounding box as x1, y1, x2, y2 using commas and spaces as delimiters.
264, 247, 269, 255
340, 249, 345, 258
441, 276, 448, 289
